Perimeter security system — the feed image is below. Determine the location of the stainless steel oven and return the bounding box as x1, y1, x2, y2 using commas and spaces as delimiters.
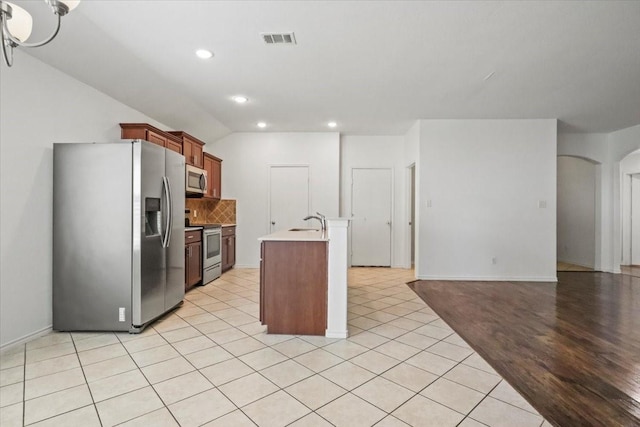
203, 225, 222, 283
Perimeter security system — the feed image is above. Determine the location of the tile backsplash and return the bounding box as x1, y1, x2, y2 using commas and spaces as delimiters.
186, 199, 236, 224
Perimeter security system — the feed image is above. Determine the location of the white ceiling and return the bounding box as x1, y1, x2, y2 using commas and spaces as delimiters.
15, 0, 640, 142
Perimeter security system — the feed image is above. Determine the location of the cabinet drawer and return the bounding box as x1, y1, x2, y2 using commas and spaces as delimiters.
185, 230, 202, 243
222, 226, 236, 237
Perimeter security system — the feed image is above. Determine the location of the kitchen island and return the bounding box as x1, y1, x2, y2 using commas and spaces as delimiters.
258, 219, 350, 337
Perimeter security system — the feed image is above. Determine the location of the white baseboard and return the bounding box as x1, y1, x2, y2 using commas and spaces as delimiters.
391, 264, 413, 269
416, 275, 558, 282
234, 264, 259, 269
325, 330, 349, 339
1, 325, 52, 352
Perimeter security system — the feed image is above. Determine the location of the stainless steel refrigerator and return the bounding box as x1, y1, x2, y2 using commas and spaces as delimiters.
53, 140, 185, 332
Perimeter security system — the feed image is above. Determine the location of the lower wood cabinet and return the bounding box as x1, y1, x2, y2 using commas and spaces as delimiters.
185, 230, 202, 291
222, 226, 236, 272
259, 240, 327, 335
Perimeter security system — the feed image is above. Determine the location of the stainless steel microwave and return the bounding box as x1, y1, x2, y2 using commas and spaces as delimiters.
186, 164, 207, 195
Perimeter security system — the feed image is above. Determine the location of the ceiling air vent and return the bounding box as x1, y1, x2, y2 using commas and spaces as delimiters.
261, 32, 296, 45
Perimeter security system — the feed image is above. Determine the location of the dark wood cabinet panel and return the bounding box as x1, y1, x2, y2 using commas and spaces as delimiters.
191, 139, 204, 168
169, 131, 205, 168
210, 155, 221, 199
203, 153, 222, 200
185, 230, 202, 291
260, 240, 327, 335
165, 138, 182, 154
120, 123, 183, 154
260, 242, 265, 324
146, 129, 167, 147
227, 236, 235, 266
222, 226, 236, 272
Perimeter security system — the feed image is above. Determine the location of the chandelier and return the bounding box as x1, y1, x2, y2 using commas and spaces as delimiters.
0, 0, 80, 67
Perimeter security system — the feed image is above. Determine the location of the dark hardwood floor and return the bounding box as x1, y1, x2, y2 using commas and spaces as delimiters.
409, 272, 640, 427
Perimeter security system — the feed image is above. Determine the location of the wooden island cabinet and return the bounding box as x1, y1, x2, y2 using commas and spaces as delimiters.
259, 231, 328, 335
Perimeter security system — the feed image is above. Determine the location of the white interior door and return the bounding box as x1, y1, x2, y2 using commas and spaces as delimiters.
351, 168, 392, 266
269, 166, 310, 233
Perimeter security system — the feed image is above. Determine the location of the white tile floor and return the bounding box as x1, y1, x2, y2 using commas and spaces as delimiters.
0, 268, 551, 426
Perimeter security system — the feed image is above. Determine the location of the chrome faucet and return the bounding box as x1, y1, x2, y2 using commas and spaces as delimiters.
303, 212, 326, 231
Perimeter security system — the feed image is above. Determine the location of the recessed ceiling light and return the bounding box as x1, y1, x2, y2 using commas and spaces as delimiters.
195, 49, 213, 59
233, 96, 248, 104
327, 121, 337, 128
257, 122, 267, 128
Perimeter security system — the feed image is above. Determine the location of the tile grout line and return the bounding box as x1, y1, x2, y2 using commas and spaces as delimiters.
114, 330, 184, 426
454, 379, 503, 427
21, 343, 26, 427
70, 332, 104, 427
9, 268, 544, 426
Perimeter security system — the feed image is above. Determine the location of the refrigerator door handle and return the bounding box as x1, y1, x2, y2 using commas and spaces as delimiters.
162, 176, 171, 248
166, 176, 173, 247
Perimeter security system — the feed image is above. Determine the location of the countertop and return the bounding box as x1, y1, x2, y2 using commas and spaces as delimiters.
190, 223, 236, 228
185, 226, 203, 232
258, 229, 328, 242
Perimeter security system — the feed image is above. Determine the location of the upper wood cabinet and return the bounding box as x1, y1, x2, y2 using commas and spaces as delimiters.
203, 153, 222, 200
120, 123, 182, 154
168, 131, 204, 168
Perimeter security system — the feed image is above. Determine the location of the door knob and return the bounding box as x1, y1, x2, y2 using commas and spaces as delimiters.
271, 221, 275, 225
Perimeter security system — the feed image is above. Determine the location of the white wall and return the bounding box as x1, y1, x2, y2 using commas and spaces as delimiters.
340, 136, 406, 267
206, 133, 340, 268
418, 120, 557, 281
0, 54, 169, 348
557, 156, 596, 268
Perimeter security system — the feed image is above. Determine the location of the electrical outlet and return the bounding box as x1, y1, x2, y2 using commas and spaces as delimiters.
492, 257, 497, 265
119, 307, 125, 322
538, 200, 547, 209
194, 210, 197, 218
